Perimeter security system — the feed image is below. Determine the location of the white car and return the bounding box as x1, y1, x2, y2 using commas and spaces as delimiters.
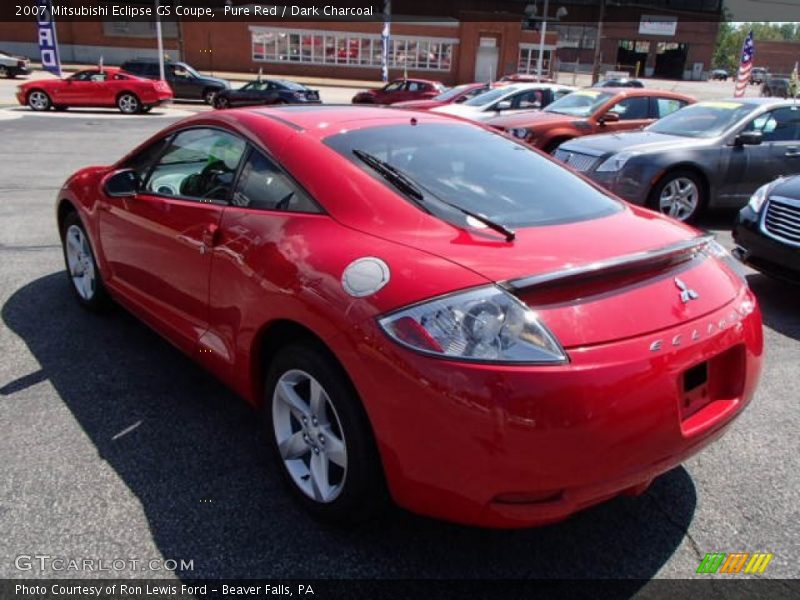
432, 83, 576, 122
0, 50, 31, 79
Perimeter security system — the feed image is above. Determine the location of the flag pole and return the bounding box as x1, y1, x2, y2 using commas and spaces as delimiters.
155, 0, 165, 81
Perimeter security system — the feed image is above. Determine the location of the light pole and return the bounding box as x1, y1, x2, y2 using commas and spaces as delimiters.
527, 2, 567, 80
155, 0, 165, 81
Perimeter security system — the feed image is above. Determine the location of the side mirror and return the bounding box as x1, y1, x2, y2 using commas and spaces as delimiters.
103, 169, 140, 198
495, 100, 512, 111
598, 112, 620, 124
735, 131, 763, 146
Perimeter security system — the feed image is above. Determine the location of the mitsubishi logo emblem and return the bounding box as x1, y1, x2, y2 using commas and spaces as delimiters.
675, 277, 699, 303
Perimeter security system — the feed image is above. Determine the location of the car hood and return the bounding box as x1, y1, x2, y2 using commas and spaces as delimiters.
561, 130, 706, 156
486, 110, 573, 129
769, 174, 800, 197
434, 104, 486, 116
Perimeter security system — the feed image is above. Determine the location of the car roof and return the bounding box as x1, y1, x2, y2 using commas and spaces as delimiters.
705, 97, 791, 106
580, 87, 692, 100
391, 78, 442, 85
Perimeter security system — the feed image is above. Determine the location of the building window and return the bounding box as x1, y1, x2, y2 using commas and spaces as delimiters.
518, 45, 553, 75
251, 28, 456, 71
553, 24, 597, 50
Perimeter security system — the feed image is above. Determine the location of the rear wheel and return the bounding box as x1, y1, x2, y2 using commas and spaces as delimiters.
117, 93, 140, 114
648, 170, 705, 223
263, 342, 386, 524
27, 90, 51, 111
60, 212, 111, 312
215, 96, 230, 109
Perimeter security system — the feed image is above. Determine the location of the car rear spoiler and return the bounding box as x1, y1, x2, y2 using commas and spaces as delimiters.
500, 234, 714, 293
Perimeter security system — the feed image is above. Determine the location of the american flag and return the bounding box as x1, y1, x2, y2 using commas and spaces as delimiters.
734, 31, 754, 98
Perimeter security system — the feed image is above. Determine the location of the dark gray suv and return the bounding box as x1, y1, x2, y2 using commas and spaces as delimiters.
121, 59, 230, 104
555, 98, 800, 222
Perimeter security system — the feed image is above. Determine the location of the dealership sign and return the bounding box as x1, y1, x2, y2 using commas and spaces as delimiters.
639, 15, 678, 36
36, 0, 61, 77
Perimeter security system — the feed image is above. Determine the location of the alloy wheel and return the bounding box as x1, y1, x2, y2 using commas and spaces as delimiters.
659, 177, 699, 221
64, 224, 96, 301
118, 94, 139, 114
272, 369, 348, 503
28, 91, 50, 111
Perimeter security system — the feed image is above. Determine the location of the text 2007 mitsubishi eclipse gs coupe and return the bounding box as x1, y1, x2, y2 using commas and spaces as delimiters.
56, 106, 763, 528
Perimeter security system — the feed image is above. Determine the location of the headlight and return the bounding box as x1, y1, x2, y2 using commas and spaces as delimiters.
509, 128, 529, 139
595, 151, 638, 172
748, 183, 770, 212
378, 286, 567, 364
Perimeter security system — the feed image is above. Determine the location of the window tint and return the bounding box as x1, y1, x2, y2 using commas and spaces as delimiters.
123, 136, 172, 182
144, 129, 246, 201
384, 81, 403, 92
655, 97, 686, 118
407, 82, 422, 92
747, 107, 800, 142
608, 96, 649, 120
232, 150, 318, 213
70, 70, 94, 81
324, 123, 620, 228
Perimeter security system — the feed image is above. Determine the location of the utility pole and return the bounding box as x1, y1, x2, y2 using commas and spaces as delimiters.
591, 0, 606, 84
155, 0, 165, 80
536, 0, 550, 80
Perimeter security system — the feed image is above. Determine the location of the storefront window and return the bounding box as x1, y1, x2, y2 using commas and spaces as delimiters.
251, 28, 456, 71
517, 45, 552, 74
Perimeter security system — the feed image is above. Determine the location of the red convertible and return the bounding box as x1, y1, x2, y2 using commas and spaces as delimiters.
56, 106, 762, 528
17, 67, 173, 114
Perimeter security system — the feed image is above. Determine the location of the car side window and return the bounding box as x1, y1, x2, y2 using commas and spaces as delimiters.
514, 90, 543, 109
232, 149, 319, 213
608, 96, 650, 120
554, 89, 572, 100
122, 136, 173, 182
754, 107, 800, 142
70, 71, 93, 81
89, 73, 107, 82
144, 129, 247, 202
654, 98, 686, 118
407, 82, 421, 92
385, 81, 403, 92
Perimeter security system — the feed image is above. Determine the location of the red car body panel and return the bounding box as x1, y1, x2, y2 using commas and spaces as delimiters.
17, 67, 172, 109
392, 82, 490, 110
352, 78, 445, 105
487, 88, 695, 150
58, 106, 763, 528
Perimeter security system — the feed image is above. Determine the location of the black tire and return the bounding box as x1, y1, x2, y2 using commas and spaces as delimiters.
262, 341, 386, 525
647, 169, 706, 223
60, 211, 111, 312
203, 88, 218, 105
215, 96, 230, 109
27, 89, 51, 111
117, 92, 140, 114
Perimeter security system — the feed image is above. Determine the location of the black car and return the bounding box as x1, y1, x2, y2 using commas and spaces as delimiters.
556, 98, 800, 222
593, 78, 644, 88
750, 67, 769, 85
762, 77, 790, 98
214, 79, 320, 109
120, 59, 230, 104
711, 69, 729, 81
734, 175, 800, 283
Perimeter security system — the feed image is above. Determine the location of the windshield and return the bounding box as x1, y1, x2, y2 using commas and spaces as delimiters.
463, 86, 521, 107
434, 84, 473, 102
324, 123, 620, 228
177, 63, 201, 78
647, 101, 755, 138
545, 90, 613, 116
277, 80, 306, 90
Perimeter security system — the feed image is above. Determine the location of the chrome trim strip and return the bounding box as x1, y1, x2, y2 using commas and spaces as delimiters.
501, 234, 714, 292
760, 198, 800, 248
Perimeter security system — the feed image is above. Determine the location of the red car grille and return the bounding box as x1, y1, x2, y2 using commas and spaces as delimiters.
764, 197, 800, 246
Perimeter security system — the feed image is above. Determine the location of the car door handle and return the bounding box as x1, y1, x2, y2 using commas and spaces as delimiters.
201, 223, 220, 249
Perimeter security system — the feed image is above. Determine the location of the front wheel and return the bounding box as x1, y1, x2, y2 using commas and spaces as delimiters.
27, 90, 51, 111
648, 170, 705, 223
263, 342, 386, 524
203, 89, 218, 105
117, 93, 140, 114
214, 96, 230, 109
61, 212, 111, 311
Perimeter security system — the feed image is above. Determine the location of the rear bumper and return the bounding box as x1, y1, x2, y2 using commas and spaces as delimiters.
5, 65, 30, 77
342, 288, 763, 528
733, 206, 800, 283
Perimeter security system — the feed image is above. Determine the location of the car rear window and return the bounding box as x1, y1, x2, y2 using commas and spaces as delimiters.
324, 122, 621, 228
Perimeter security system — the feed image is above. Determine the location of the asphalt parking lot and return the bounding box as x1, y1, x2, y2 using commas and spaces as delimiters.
0, 86, 798, 585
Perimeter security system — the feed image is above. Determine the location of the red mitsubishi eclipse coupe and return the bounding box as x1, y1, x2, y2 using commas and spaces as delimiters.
17, 67, 172, 114
56, 106, 762, 528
